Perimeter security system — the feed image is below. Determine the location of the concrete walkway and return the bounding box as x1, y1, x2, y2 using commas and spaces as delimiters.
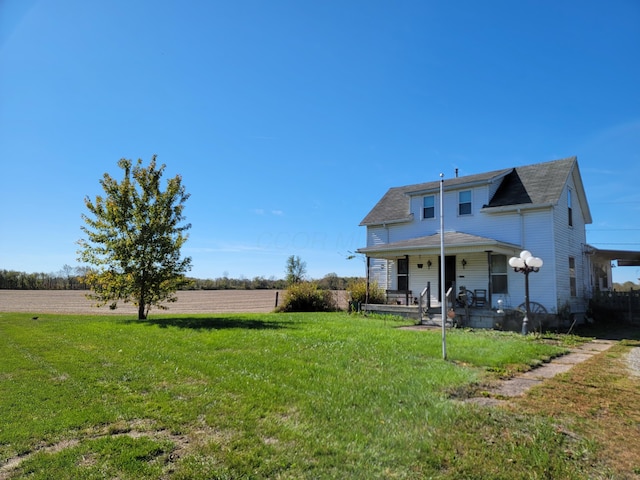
467, 339, 616, 407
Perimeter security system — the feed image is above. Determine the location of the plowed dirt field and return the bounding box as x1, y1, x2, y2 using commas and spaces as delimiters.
0, 290, 349, 315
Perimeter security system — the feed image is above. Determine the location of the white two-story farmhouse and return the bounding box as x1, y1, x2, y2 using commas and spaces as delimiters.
357, 156, 637, 325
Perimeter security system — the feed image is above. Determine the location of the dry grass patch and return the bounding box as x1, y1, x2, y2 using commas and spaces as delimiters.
510, 342, 640, 478
0, 418, 194, 480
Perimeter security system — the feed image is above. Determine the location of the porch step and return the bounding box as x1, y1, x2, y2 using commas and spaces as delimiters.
361, 303, 511, 330
361, 303, 421, 320
420, 315, 444, 327
361, 303, 445, 322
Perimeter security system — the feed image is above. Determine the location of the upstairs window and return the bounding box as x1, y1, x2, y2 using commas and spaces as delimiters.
458, 190, 472, 215
568, 189, 573, 226
423, 195, 435, 219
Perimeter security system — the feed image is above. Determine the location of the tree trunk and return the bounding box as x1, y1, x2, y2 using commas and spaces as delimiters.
138, 274, 147, 320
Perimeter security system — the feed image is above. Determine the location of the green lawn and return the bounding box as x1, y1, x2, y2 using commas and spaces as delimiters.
0, 312, 601, 479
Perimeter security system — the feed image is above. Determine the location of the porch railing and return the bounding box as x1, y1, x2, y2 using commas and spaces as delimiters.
418, 282, 431, 323
446, 286, 455, 312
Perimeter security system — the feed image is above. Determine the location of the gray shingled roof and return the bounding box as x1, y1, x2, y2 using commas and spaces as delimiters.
487, 157, 576, 207
360, 157, 578, 226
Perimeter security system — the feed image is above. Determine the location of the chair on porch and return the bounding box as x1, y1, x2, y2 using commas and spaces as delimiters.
474, 289, 487, 307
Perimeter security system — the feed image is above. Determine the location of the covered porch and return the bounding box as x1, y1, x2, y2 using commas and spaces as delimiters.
357, 231, 523, 314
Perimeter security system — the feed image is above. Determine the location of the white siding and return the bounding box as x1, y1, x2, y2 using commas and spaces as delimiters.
405, 186, 527, 246
367, 259, 387, 290
507, 209, 558, 313
443, 186, 489, 234
402, 185, 499, 240
366, 226, 389, 288
551, 175, 589, 314
410, 194, 440, 235
408, 256, 440, 306
364, 170, 592, 316
405, 253, 493, 308
451, 253, 491, 297
367, 226, 388, 246
473, 210, 524, 246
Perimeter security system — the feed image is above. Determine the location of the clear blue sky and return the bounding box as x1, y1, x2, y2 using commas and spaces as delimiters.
1, 0, 639, 283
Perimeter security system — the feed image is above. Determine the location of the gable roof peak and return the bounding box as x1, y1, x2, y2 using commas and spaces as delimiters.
486, 156, 578, 209
360, 156, 584, 226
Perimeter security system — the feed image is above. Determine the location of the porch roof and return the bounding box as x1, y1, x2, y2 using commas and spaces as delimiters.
590, 246, 640, 267
357, 231, 522, 258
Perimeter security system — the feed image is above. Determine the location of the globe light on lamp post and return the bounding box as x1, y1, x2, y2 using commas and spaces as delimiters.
508, 250, 543, 334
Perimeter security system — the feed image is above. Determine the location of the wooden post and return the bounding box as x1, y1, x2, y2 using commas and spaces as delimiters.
366, 256, 370, 305
405, 254, 410, 305
486, 250, 493, 307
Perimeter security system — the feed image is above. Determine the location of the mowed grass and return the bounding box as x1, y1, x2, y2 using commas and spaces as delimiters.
0, 311, 610, 479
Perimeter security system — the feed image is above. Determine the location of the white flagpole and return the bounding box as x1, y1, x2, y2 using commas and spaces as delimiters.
440, 173, 446, 360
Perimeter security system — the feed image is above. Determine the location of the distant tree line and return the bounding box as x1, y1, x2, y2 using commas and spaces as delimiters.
186, 276, 286, 290
0, 266, 91, 290
612, 281, 640, 292
185, 272, 363, 291
0, 268, 363, 291
4, 265, 635, 293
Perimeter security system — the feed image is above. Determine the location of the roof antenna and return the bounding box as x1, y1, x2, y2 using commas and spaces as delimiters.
455, 168, 459, 178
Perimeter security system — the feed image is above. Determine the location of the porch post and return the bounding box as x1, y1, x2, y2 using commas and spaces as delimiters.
486, 250, 493, 307
365, 256, 370, 305
405, 254, 410, 305
440, 173, 447, 360
523, 269, 531, 334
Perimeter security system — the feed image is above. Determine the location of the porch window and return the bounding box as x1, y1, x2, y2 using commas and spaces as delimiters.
423, 195, 435, 219
491, 254, 508, 294
458, 190, 472, 215
569, 256, 577, 296
568, 189, 573, 226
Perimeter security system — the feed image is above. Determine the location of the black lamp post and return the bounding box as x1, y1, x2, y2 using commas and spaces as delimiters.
508, 250, 543, 334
